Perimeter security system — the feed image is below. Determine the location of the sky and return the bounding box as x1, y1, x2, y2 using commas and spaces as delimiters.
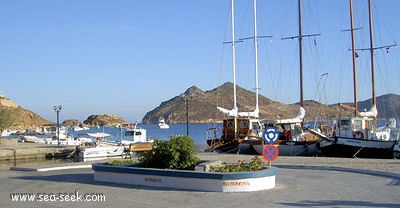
1, 0, 399, 123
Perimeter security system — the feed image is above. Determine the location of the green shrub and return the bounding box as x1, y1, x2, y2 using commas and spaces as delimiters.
138, 135, 200, 170
105, 160, 135, 166
210, 156, 265, 172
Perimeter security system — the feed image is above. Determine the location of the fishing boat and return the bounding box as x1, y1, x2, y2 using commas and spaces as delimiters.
317, 0, 399, 158
120, 125, 153, 151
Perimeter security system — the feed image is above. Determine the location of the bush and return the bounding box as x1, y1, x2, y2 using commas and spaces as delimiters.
105, 160, 135, 166
210, 156, 265, 172
138, 135, 200, 170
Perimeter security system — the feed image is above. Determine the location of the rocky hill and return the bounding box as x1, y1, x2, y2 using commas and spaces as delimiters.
142, 82, 353, 124
142, 82, 400, 124
0, 94, 51, 130
0, 93, 128, 129
83, 114, 127, 126
63, 119, 83, 126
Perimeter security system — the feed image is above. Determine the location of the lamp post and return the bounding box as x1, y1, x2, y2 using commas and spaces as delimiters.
53, 105, 62, 146
181, 95, 193, 136
185, 98, 190, 136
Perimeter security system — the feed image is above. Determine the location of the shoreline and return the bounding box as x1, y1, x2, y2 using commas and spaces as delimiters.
0, 139, 76, 161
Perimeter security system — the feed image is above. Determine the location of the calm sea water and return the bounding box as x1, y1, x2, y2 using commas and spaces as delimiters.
67, 123, 222, 145
0, 123, 222, 169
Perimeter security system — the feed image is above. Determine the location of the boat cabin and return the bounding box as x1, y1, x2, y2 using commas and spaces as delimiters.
221, 118, 262, 141
274, 121, 303, 142
121, 128, 148, 144
337, 116, 391, 141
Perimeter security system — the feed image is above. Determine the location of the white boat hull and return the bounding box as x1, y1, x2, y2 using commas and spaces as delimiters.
77, 146, 126, 160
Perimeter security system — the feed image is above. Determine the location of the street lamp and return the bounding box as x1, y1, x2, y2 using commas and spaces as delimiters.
53, 105, 62, 146
181, 94, 193, 136
185, 99, 190, 136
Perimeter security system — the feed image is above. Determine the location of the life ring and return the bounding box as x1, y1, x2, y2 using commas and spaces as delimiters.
283, 129, 292, 139
353, 130, 364, 139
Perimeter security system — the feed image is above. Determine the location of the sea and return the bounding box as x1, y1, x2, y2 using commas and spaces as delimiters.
0, 123, 223, 169
68, 123, 222, 146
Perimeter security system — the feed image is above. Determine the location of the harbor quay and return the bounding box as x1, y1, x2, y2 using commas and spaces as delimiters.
0, 140, 75, 161
0, 153, 399, 208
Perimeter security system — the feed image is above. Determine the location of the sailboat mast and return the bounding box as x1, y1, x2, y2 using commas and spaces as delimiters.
231, 0, 238, 139
368, 0, 376, 108
231, 0, 237, 112
349, 0, 358, 115
281, 0, 319, 112
253, 0, 259, 112
298, 0, 304, 108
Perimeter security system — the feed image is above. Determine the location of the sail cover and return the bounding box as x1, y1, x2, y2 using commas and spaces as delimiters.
238, 107, 259, 118
217, 106, 238, 117
358, 104, 377, 117
275, 107, 306, 124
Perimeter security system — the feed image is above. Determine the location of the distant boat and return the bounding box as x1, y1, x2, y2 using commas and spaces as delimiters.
73, 125, 84, 131
158, 118, 169, 129
1, 129, 12, 137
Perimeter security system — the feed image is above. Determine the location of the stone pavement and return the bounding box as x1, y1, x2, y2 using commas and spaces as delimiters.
0, 154, 399, 208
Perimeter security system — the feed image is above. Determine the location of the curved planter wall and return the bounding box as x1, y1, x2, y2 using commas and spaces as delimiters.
92, 163, 277, 192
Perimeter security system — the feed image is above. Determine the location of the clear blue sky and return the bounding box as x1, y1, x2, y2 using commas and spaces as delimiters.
1, 0, 399, 123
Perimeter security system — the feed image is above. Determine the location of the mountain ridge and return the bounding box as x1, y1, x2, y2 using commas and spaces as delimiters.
142, 82, 400, 124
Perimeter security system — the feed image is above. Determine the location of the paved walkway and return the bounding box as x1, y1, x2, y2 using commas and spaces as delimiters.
1, 154, 399, 208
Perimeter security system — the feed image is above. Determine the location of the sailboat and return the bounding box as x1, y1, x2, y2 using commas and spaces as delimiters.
205, 0, 263, 154
317, 0, 400, 158
241, 0, 322, 156
206, 0, 322, 156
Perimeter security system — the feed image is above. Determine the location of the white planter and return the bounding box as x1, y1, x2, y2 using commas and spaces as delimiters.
92, 163, 277, 192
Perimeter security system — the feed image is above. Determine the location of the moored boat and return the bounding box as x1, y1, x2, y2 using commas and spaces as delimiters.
205, 0, 264, 155
75, 125, 153, 161
74, 132, 125, 161
316, 0, 400, 158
